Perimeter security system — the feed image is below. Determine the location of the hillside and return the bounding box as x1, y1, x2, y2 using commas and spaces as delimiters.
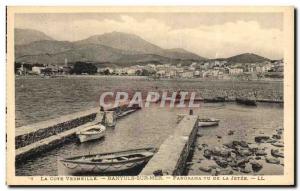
15, 29, 206, 65
225, 53, 270, 63
15, 28, 54, 45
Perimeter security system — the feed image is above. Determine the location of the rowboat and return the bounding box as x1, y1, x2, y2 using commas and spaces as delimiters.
76, 124, 106, 143
60, 147, 157, 175
198, 118, 220, 127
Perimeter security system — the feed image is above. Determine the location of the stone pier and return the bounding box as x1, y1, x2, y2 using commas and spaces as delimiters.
140, 115, 198, 176
15, 103, 141, 162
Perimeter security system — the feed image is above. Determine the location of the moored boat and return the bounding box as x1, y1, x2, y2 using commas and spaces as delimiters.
60, 147, 157, 175
204, 96, 226, 103
198, 118, 220, 127
76, 124, 106, 143
236, 98, 257, 106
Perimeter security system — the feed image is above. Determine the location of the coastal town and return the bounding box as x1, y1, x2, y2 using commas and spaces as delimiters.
15, 58, 284, 80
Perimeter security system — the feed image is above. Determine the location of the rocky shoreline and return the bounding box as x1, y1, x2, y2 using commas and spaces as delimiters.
186, 126, 284, 176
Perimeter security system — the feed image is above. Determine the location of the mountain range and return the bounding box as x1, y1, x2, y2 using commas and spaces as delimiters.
14, 28, 272, 66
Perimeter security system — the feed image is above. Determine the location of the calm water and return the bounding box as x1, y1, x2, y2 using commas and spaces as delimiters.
15, 76, 283, 127
15, 102, 283, 176
15, 76, 283, 176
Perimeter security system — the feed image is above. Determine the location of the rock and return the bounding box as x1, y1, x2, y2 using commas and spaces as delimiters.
266, 139, 277, 143
224, 142, 235, 149
212, 147, 222, 156
203, 149, 212, 159
272, 134, 281, 139
153, 169, 163, 176
271, 149, 284, 158
197, 145, 203, 151
255, 156, 262, 160
202, 143, 208, 147
232, 141, 241, 146
265, 157, 280, 164
238, 149, 251, 156
248, 144, 259, 152
197, 133, 203, 137
239, 141, 249, 148
255, 136, 270, 143
255, 149, 267, 156
220, 149, 230, 158
232, 167, 239, 171
218, 169, 234, 175
215, 159, 228, 168
271, 142, 284, 147
211, 169, 219, 176
199, 166, 212, 173
228, 161, 237, 168
230, 151, 237, 158
217, 135, 222, 139
240, 166, 252, 173
237, 159, 249, 168
228, 130, 235, 135
250, 161, 263, 172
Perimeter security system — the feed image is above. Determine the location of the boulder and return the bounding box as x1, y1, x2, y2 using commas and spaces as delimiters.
212, 147, 222, 156
228, 130, 235, 135
265, 157, 280, 164
220, 149, 230, 158
271, 149, 284, 158
255, 149, 267, 156
255, 136, 270, 143
237, 159, 248, 168
215, 159, 228, 168
238, 149, 251, 156
250, 161, 263, 172
203, 149, 212, 159
271, 142, 284, 147
199, 166, 212, 173
240, 166, 252, 173
224, 142, 235, 149
272, 134, 281, 139
239, 141, 249, 148
218, 169, 234, 175
153, 169, 163, 176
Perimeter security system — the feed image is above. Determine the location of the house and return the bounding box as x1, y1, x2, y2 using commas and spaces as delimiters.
229, 67, 243, 75
32, 66, 46, 74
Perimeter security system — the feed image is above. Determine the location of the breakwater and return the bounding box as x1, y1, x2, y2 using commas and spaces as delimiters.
140, 115, 199, 176
15, 103, 140, 162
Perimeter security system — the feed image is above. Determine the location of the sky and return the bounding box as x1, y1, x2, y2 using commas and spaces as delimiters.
14, 12, 283, 59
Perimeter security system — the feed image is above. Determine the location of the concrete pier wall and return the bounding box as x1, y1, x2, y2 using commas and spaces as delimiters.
15, 108, 98, 149
15, 103, 140, 161
140, 115, 198, 176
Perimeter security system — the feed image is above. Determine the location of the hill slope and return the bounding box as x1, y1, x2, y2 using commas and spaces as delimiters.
226, 53, 270, 63
15, 30, 206, 65
15, 28, 54, 45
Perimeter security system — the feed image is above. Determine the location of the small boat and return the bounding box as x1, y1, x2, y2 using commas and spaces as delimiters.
60, 147, 157, 175
76, 124, 106, 143
198, 118, 220, 127
236, 98, 257, 106
204, 96, 226, 103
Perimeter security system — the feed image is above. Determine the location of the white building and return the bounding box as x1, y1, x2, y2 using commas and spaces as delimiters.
32, 66, 45, 74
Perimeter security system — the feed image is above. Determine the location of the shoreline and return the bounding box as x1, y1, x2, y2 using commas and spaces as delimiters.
15, 74, 283, 83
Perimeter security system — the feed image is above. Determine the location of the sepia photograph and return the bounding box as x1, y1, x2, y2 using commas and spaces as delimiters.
6, 6, 295, 185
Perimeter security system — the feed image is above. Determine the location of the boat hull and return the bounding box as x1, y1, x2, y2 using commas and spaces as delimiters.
60, 147, 156, 175
77, 132, 105, 143
61, 159, 148, 175
198, 121, 219, 127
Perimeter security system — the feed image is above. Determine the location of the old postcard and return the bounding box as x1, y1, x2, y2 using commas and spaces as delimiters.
6, 6, 294, 185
